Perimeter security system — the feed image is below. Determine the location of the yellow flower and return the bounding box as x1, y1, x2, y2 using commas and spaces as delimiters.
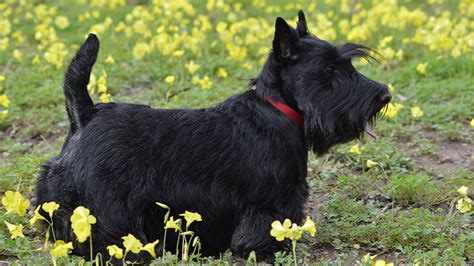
70, 206, 96, 243
42, 202, 60, 219
122, 234, 143, 254
375, 260, 394, 266
192, 75, 200, 85
226, 43, 247, 61
366, 160, 379, 168
0, 110, 7, 120
198, 76, 212, 89
30, 205, 46, 225
457, 186, 469, 196
156, 202, 169, 209
416, 62, 427, 75
156, 202, 170, 223
350, 144, 362, 155
383, 102, 404, 118
180, 211, 202, 229
87, 73, 97, 93
0, 19, 11, 36
132, 42, 150, 60
217, 68, 228, 78
105, 55, 115, 64
411, 106, 424, 118
470, 119, 474, 127
50, 240, 73, 257
165, 75, 175, 85
172, 50, 184, 57
132, 19, 147, 34
13, 49, 22, 62
98, 86, 109, 97
32, 55, 41, 64
456, 197, 472, 213
299, 216, 316, 236
97, 74, 107, 94
164, 216, 182, 232
107, 245, 123, 259
0, 94, 10, 108
362, 253, 377, 264
0, 75, 4, 82
270, 219, 291, 241
0, 37, 8, 51
140, 239, 159, 258
192, 236, 200, 247
99, 93, 111, 103
55, 16, 69, 29
4, 221, 24, 239
1, 191, 30, 216
44, 42, 69, 69
287, 223, 303, 240
185, 61, 200, 74
387, 83, 395, 94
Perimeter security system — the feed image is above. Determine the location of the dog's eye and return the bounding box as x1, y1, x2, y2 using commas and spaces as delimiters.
325, 65, 337, 75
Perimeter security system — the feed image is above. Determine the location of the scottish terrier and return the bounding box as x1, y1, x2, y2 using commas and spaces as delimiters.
36, 10, 391, 262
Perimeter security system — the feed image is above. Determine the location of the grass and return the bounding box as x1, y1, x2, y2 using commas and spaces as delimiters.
0, 0, 473, 265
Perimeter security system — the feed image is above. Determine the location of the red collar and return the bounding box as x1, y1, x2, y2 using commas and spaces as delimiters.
266, 99, 304, 128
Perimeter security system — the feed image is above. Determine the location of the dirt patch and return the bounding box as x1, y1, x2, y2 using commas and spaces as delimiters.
0, 124, 62, 167
1, 123, 62, 150
310, 243, 339, 262
305, 191, 328, 221
433, 141, 473, 172
119, 82, 153, 97
399, 128, 473, 175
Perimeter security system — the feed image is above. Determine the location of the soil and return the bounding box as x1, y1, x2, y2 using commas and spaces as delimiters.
399, 128, 473, 175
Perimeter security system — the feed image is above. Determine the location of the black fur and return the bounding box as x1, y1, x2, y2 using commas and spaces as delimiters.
36, 11, 391, 262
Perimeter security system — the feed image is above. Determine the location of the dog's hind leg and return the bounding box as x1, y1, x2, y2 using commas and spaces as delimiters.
36, 159, 78, 244
230, 207, 289, 262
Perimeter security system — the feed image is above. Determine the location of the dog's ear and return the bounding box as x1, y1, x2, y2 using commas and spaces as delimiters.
273, 17, 299, 60
296, 10, 310, 37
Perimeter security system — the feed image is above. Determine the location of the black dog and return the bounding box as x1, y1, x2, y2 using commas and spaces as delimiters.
36, 10, 390, 262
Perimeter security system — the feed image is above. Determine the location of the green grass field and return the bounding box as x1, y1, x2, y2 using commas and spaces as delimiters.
0, 0, 473, 265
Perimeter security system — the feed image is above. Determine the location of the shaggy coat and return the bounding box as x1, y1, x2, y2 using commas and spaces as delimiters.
36, 11, 390, 262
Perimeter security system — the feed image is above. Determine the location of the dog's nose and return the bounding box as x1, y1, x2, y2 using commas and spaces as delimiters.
380, 92, 392, 104
378, 84, 392, 104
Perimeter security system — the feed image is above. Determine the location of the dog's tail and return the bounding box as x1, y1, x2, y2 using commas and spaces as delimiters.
64, 33, 99, 132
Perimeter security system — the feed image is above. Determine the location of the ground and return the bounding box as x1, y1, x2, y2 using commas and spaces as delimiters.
0, 0, 473, 265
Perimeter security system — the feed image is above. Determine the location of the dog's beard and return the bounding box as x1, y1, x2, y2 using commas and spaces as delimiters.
302, 106, 351, 155
362, 98, 389, 140
301, 97, 386, 155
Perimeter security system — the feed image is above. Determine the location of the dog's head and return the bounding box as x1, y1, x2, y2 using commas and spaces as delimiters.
253, 10, 391, 154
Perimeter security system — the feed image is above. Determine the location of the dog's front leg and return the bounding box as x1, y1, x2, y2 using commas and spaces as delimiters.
230, 207, 288, 263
